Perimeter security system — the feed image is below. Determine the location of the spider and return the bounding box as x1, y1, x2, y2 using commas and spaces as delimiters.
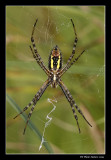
14, 18, 92, 134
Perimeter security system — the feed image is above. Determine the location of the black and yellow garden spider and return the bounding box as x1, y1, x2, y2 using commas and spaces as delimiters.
14, 19, 92, 134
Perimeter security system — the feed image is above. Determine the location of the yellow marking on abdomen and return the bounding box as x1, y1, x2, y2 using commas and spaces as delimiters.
57, 55, 60, 69
51, 55, 53, 69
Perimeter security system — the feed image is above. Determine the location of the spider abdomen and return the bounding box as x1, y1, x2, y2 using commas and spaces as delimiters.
48, 45, 62, 71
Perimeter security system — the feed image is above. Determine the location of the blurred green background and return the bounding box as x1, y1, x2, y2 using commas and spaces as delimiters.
6, 6, 105, 154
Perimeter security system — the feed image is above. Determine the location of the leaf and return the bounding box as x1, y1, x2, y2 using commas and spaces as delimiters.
6, 93, 54, 153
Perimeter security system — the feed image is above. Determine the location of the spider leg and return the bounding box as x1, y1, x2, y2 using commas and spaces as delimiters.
61, 19, 78, 74
59, 50, 85, 77
29, 45, 50, 75
13, 79, 51, 134
13, 101, 33, 119
58, 80, 81, 132
30, 19, 50, 76
23, 104, 36, 135
66, 19, 78, 64
58, 79, 92, 133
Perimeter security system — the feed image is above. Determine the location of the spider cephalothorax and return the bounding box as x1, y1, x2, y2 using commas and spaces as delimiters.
14, 19, 92, 135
